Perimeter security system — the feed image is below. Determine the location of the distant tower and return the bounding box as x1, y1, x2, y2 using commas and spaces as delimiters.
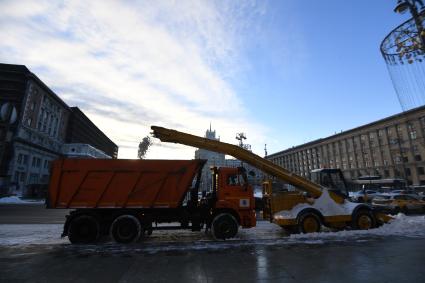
194, 124, 225, 192
264, 144, 268, 157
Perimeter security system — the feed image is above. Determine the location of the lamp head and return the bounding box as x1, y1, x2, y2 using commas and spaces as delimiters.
394, 0, 409, 14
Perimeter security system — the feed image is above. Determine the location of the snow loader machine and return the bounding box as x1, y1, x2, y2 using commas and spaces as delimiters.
151, 126, 392, 234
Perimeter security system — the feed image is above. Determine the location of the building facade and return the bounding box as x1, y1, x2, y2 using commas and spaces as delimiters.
0, 64, 70, 195
195, 126, 225, 192
0, 63, 118, 196
66, 107, 118, 159
267, 106, 425, 186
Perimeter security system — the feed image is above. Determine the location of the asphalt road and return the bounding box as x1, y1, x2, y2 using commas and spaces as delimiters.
1, 237, 425, 282
1, 204, 425, 282
0, 204, 70, 224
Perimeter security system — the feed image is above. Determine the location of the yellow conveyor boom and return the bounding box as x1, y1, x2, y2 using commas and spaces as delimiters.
151, 126, 323, 198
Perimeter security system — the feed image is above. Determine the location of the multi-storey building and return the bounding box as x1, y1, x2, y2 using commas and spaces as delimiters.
0, 64, 71, 195
195, 126, 225, 192
267, 105, 425, 186
0, 63, 118, 196
66, 107, 118, 159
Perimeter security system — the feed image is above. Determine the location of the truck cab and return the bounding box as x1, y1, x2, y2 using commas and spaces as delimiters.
210, 167, 256, 234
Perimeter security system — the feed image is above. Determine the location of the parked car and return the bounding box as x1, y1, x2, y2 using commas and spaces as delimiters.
372, 194, 425, 214
350, 190, 380, 203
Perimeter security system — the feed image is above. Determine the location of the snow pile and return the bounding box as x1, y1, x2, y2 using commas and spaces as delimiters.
0, 196, 45, 204
289, 214, 425, 241
0, 215, 424, 250
0, 224, 66, 245
274, 189, 360, 219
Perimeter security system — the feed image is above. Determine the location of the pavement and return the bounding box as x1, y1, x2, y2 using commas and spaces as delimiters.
0, 204, 70, 224
1, 204, 425, 283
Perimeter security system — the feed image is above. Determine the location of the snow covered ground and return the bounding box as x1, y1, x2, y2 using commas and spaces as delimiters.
0, 214, 424, 252
0, 196, 45, 204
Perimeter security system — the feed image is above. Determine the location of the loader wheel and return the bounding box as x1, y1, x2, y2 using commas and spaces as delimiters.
352, 209, 375, 230
68, 215, 100, 244
297, 212, 321, 234
211, 213, 238, 240
110, 215, 142, 243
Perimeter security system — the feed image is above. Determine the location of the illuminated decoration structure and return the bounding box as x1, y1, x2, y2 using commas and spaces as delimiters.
381, 0, 425, 111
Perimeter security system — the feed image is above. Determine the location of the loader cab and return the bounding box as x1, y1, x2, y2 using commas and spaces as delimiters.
310, 168, 349, 198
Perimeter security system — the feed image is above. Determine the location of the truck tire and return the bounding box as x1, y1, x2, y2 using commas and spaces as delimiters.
68, 215, 100, 244
352, 209, 376, 230
211, 213, 238, 240
110, 215, 142, 243
297, 212, 321, 234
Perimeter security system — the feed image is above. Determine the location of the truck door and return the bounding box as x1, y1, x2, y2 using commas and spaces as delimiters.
220, 170, 253, 210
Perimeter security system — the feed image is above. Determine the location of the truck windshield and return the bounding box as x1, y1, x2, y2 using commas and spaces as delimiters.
227, 174, 246, 186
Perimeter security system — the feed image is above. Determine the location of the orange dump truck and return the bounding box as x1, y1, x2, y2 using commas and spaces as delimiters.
48, 158, 256, 243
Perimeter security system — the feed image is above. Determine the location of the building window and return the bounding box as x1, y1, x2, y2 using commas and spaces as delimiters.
20, 172, 26, 182
410, 130, 417, 140
418, 167, 425, 175
403, 156, 409, 163
405, 168, 411, 176
22, 155, 28, 165
32, 157, 37, 167
27, 118, 32, 126
415, 155, 422, 161
29, 173, 39, 184
17, 154, 22, 164
384, 170, 390, 177
395, 156, 402, 164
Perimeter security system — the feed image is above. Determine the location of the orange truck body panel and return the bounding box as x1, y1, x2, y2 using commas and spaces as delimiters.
48, 159, 204, 209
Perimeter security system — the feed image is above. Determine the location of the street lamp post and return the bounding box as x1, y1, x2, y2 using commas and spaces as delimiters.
394, 0, 425, 52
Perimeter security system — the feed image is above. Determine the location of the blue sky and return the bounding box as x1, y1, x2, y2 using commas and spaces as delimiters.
0, 0, 413, 159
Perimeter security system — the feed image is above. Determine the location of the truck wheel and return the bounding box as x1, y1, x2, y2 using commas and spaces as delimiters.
211, 213, 238, 240
110, 215, 142, 243
297, 212, 321, 233
68, 215, 100, 244
352, 209, 376, 230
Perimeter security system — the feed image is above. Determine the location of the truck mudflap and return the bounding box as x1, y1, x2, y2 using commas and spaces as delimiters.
240, 210, 257, 228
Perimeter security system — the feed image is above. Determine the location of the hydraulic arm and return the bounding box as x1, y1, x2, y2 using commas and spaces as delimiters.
151, 126, 323, 198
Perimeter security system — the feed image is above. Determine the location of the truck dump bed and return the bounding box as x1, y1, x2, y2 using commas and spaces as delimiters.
48, 159, 204, 209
